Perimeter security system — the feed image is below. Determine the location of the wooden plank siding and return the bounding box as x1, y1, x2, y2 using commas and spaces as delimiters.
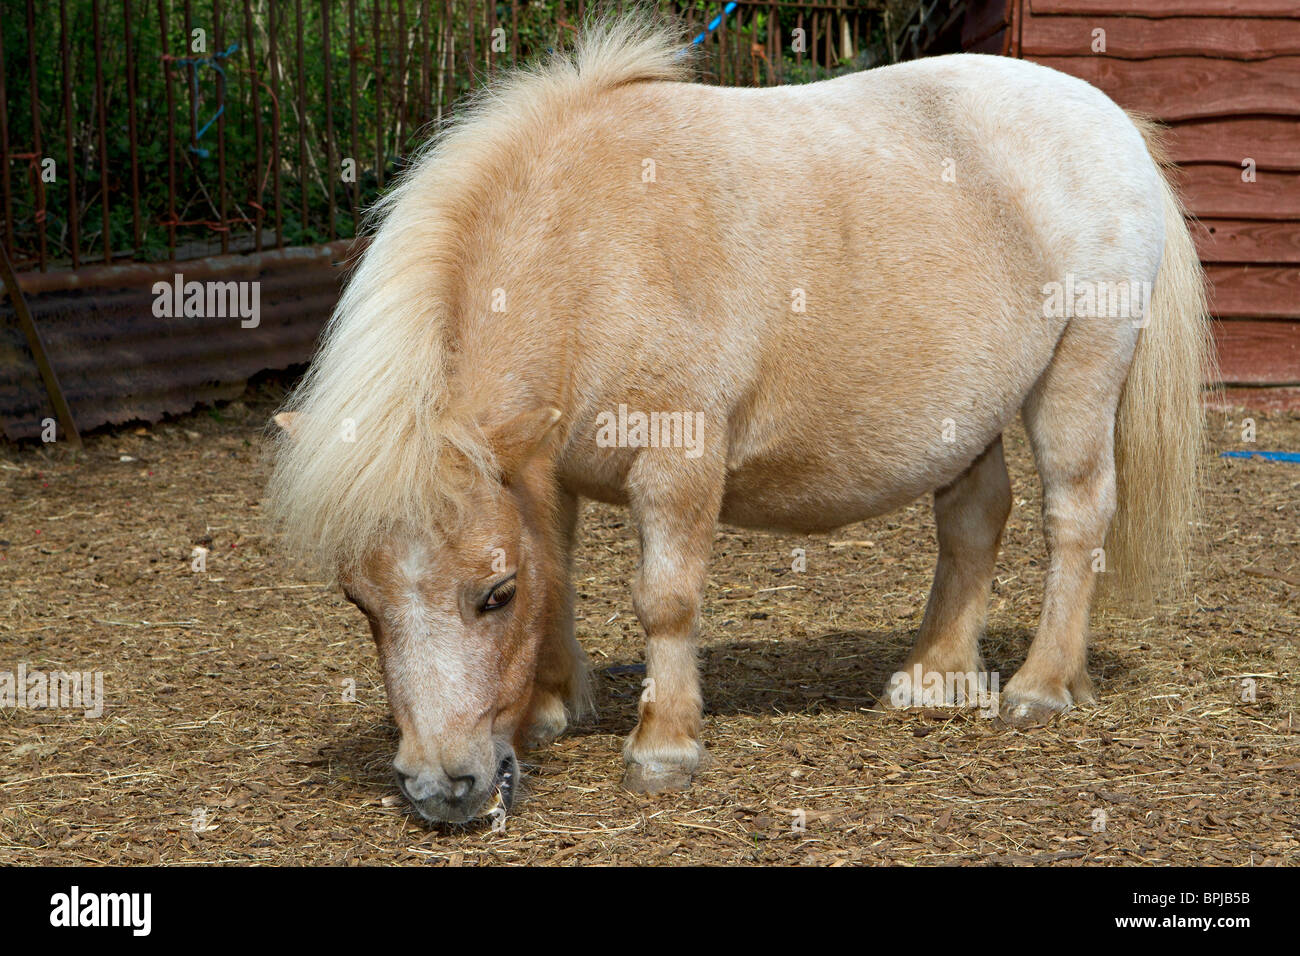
1019, 10, 1300, 58
954, 0, 1300, 391
1213, 320, 1300, 385
1027, 56, 1300, 120
1206, 266, 1300, 319
1028, 1, 1300, 17
1163, 119, 1299, 172
1192, 220, 1300, 263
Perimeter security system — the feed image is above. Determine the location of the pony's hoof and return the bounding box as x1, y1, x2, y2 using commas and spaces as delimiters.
999, 671, 1097, 726
998, 688, 1070, 726
518, 693, 568, 752
880, 669, 930, 709
519, 719, 565, 752
880, 662, 987, 709
622, 762, 693, 794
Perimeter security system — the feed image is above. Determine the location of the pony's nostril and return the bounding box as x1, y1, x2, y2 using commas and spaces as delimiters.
396, 770, 438, 802
447, 774, 475, 801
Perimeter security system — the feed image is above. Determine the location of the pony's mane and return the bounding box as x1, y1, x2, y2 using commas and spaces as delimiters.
266, 12, 691, 573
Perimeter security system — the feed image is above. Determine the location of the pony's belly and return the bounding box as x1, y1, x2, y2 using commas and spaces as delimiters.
718, 480, 918, 533
718, 441, 981, 534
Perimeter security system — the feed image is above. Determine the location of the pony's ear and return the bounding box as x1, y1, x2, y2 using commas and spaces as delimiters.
272, 411, 303, 440
488, 406, 563, 477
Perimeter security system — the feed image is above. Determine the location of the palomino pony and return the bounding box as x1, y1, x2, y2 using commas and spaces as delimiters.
268, 16, 1209, 823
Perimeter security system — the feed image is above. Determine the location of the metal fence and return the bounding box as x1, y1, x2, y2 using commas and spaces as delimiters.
2, 0, 891, 274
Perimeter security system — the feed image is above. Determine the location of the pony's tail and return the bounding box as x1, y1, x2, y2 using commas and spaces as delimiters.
1105, 115, 1216, 607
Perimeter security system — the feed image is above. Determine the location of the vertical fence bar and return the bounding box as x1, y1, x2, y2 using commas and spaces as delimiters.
809, 8, 816, 70
825, 7, 832, 68
0, 13, 12, 262
717, 5, 726, 84
243, 0, 264, 252
422, 0, 432, 127
824, 5, 832, 68
439, 0, 449, 121
184, 0, 196, 145
769, 2, 780, 85
373, 0, 384, 186
735, 6, 743, 86
322, 0, 336, 239
487, 0, 495, 75
124, 0, 143, 255
449, 0, 458, 118
436, 0, 446, 122
511, 0, 519, 64
295, 0, 308, 236
92, 0, 112, 263
159, 0, 177, 259
832, 6, 837, 67
348, 0, 360, 225
738, 6, 745, 86
729, 5, 738, 84
810, 9, 817, 70
854, 6, 860, 68
58, 0, 80, 268
25, 0, 47, 270
215, 0, 228, 254
769, 0, 778, 86
806, 10, 816, 70
396, 0, 407, 151
269, 0, 283, 248
796, 11, 803, 70
467, 0, 475, 91
683, 5, 695, 78
446, 6, 453, 121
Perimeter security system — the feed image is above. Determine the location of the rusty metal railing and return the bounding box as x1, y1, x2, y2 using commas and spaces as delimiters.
1, 1, 887, 274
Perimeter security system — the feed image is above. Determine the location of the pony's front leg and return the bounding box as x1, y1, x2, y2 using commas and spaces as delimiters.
622, 457, 724, 793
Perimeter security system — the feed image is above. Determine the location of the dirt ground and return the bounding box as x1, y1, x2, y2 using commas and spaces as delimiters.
1, 380, 1296, 866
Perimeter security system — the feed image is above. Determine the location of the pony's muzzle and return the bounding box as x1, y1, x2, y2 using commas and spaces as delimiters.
395, 746, 518, 824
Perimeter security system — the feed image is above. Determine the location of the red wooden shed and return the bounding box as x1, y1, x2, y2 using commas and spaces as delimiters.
944, 0, 1300, 406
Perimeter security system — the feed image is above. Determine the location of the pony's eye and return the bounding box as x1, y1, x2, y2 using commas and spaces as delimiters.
481, 576, 516, 613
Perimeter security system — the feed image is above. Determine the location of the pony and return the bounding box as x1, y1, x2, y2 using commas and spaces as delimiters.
268, 14, 1210, 823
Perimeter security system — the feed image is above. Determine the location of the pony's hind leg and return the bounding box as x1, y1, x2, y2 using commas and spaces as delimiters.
882, 437, 1010, 709
521, 626, 588, 751
1002, 328, 1128, 725
519, 491, 590, 752
520, 615, 588, 751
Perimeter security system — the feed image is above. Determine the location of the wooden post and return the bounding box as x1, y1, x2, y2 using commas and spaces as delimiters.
0, 243, 82, 448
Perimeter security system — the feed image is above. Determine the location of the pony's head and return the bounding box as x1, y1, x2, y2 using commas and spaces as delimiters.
274, 407, 566, 823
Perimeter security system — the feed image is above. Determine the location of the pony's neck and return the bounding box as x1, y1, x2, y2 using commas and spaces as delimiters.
448, 322, 574, 432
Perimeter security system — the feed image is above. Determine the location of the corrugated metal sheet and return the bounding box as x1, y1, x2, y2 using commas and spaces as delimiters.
0, 242, 356, 440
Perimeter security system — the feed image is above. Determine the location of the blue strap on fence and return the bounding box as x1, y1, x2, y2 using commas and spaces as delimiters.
1220, 450, 1300, 463
172, 42, 241, 158
690, 3, 739, 45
